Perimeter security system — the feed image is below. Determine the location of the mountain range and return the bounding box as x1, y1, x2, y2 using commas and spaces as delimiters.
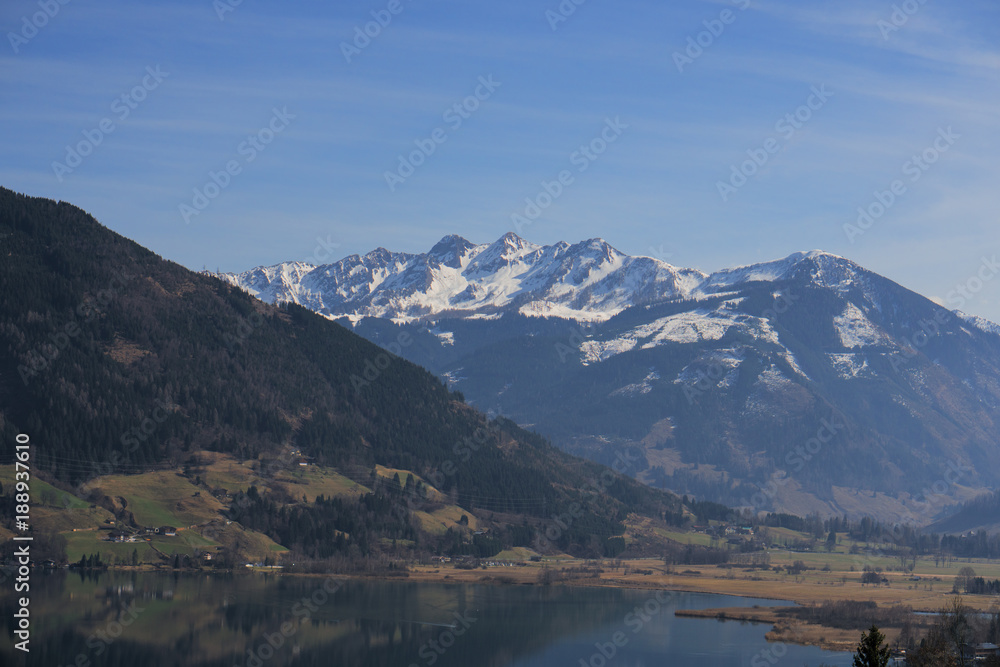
220, 233, 1000, 525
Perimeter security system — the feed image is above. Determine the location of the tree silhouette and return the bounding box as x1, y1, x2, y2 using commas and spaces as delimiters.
853, 624, 890, 667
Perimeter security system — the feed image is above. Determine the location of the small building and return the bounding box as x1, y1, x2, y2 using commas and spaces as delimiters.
158, 526, 177, 536
975, 643, 1000, 659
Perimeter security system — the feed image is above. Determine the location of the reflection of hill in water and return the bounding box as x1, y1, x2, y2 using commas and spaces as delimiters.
0, 571, 641, 667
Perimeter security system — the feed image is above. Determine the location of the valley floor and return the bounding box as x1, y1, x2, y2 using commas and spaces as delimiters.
406, 554, 999, 653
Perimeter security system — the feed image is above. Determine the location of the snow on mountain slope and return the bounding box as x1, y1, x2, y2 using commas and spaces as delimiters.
833, 302, 887, 348
695, 251, 884, 315
218, 235, 1000, 353
957, 310, 1000, 337
827, 352, 874, 379
218, 233, 705, 323
695, 251, 819, 294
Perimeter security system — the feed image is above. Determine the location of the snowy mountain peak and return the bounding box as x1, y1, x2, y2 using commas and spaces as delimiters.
428, 234, 476, 269
217, 238, 880, 324
500, 230, 528, 246
697, 250, 861, 296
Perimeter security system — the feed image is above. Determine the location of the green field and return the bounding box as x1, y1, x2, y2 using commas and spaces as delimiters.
655, 528, 716, 547
0, 466, 89, 509
84, 470, 225, 527
277, 465, 370, 501
63, 530, 155, 563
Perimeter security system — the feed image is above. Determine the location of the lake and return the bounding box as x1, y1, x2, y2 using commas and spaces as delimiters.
0, 570, 855, 666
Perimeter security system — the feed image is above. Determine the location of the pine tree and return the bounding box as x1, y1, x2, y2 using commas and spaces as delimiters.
853, 624, 891, 667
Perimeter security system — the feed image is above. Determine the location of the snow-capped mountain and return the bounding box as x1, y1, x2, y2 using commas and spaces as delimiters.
220, 235, 1000, 525
217, 233, 706, 323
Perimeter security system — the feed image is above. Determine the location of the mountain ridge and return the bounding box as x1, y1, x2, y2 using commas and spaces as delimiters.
218, 234, 1000, 338
219, 233, 1000, 525
216, 233, 709, 324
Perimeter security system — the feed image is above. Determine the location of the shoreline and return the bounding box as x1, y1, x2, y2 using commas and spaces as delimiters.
60, 558, 966, 654
399, 560, 961, 654
671, 607, 902, 653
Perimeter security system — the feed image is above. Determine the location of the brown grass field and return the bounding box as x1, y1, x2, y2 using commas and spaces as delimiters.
406, 551, 1000, 652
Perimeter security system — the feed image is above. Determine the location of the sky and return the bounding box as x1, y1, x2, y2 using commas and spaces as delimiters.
2, 0, 1000, 320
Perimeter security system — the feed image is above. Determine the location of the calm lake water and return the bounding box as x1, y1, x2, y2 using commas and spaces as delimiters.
0, 570, 854, 666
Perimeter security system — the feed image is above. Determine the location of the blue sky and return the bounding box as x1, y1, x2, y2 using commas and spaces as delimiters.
3, 0, 999, 320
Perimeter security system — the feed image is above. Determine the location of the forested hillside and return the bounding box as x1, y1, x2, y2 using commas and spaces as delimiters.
0, 187, 679, 562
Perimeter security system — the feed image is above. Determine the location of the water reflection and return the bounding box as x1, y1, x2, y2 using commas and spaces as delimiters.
1, 571, 853, 666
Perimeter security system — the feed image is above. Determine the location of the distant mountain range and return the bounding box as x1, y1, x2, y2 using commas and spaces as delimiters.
220, 234, 1000, 525
217, 232, 705, 323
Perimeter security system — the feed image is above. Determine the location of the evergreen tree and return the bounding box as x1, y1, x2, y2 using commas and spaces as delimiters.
853, 625, 890, 667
